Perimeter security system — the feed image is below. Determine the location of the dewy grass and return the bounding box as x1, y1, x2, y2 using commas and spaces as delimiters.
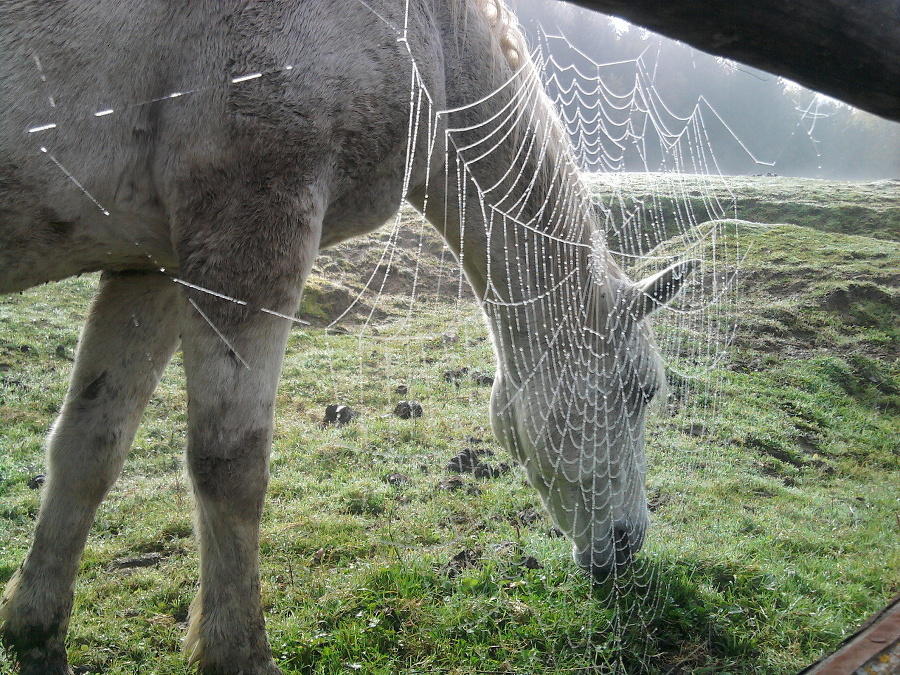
1, 178, 898, 674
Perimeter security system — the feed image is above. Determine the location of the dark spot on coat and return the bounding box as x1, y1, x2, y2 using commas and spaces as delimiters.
187, 428, 270, 512
38, 207, 75, 241
47, 220, 74, 238
81, 372, 107, 400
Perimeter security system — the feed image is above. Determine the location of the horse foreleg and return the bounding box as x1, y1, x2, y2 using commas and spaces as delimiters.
0, 271, 181, 674
178, 308, 287, 674
179, 291, 306, 675
174, 184, 321, 674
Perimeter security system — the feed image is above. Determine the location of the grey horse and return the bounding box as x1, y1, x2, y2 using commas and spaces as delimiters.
0, 1, 693, 672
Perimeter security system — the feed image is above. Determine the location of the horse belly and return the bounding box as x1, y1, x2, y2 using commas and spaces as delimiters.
320, 165, 411, 248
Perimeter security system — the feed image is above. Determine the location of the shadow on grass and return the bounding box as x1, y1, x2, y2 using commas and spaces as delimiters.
267, 551, 817, 675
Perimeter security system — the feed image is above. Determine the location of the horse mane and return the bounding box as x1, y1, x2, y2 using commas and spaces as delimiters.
473, 0, 528, 70
468, 1, 586, 217
471, 0, 625, 285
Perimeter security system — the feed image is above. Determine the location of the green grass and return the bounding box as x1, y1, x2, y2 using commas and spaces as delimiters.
587, 174, 900, 244
1, 178, 899, 674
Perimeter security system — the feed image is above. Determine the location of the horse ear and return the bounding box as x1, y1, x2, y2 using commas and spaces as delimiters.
633, 259, 699, 320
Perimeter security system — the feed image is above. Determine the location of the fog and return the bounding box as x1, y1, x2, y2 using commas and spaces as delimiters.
510, 0, 900, 180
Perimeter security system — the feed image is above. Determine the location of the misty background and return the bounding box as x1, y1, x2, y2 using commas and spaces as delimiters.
509, 0, 900, 180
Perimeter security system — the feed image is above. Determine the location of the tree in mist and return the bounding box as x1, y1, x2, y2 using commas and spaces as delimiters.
510, 0, 900, 179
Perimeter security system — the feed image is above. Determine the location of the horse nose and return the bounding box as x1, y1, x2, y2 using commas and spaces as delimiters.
574, 523, 645, 582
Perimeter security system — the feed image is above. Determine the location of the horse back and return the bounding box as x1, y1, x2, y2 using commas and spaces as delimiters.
0, 0, 444, 293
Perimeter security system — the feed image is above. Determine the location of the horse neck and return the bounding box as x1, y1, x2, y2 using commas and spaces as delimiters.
405, 0, 626, 370
427, 71, 615, 325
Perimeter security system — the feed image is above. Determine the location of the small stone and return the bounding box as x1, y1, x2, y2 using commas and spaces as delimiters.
394, 384, 408, 395
393, 401, 423, 419
384, 472, 410, 486
323, 404, 358, 427
27, 474, 45, 489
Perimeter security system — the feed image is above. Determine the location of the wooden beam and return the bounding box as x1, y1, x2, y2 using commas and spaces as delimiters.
798, 594, 900, 674
559, 0, 900, 122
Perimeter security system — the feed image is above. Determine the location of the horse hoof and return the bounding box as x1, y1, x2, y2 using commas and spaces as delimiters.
197, 660, 283, 675
10, 650, 73, 675
1, 624, 71, 675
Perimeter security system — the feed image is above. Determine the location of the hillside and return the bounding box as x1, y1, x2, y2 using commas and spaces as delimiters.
0, 176, 897, 674
300, 175, 900, 329
589, 174, 900, 241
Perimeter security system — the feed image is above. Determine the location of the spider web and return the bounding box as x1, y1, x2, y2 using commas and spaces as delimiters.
309, 8, 748, 673
7, 2, 765, 672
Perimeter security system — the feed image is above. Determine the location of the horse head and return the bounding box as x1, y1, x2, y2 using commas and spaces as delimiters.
490, 258, 697, 580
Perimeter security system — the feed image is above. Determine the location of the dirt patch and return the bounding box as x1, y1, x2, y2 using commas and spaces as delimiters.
444, 548, 482, 578
106, 552, 167, 573
744, 437, 804, 467
820, 282, 899, 314
446, 446, 510, 479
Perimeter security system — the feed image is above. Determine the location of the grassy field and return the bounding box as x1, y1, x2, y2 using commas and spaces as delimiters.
1, 176, 898, 674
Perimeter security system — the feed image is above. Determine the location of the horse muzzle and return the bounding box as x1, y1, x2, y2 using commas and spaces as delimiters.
572, 518, 648, 582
